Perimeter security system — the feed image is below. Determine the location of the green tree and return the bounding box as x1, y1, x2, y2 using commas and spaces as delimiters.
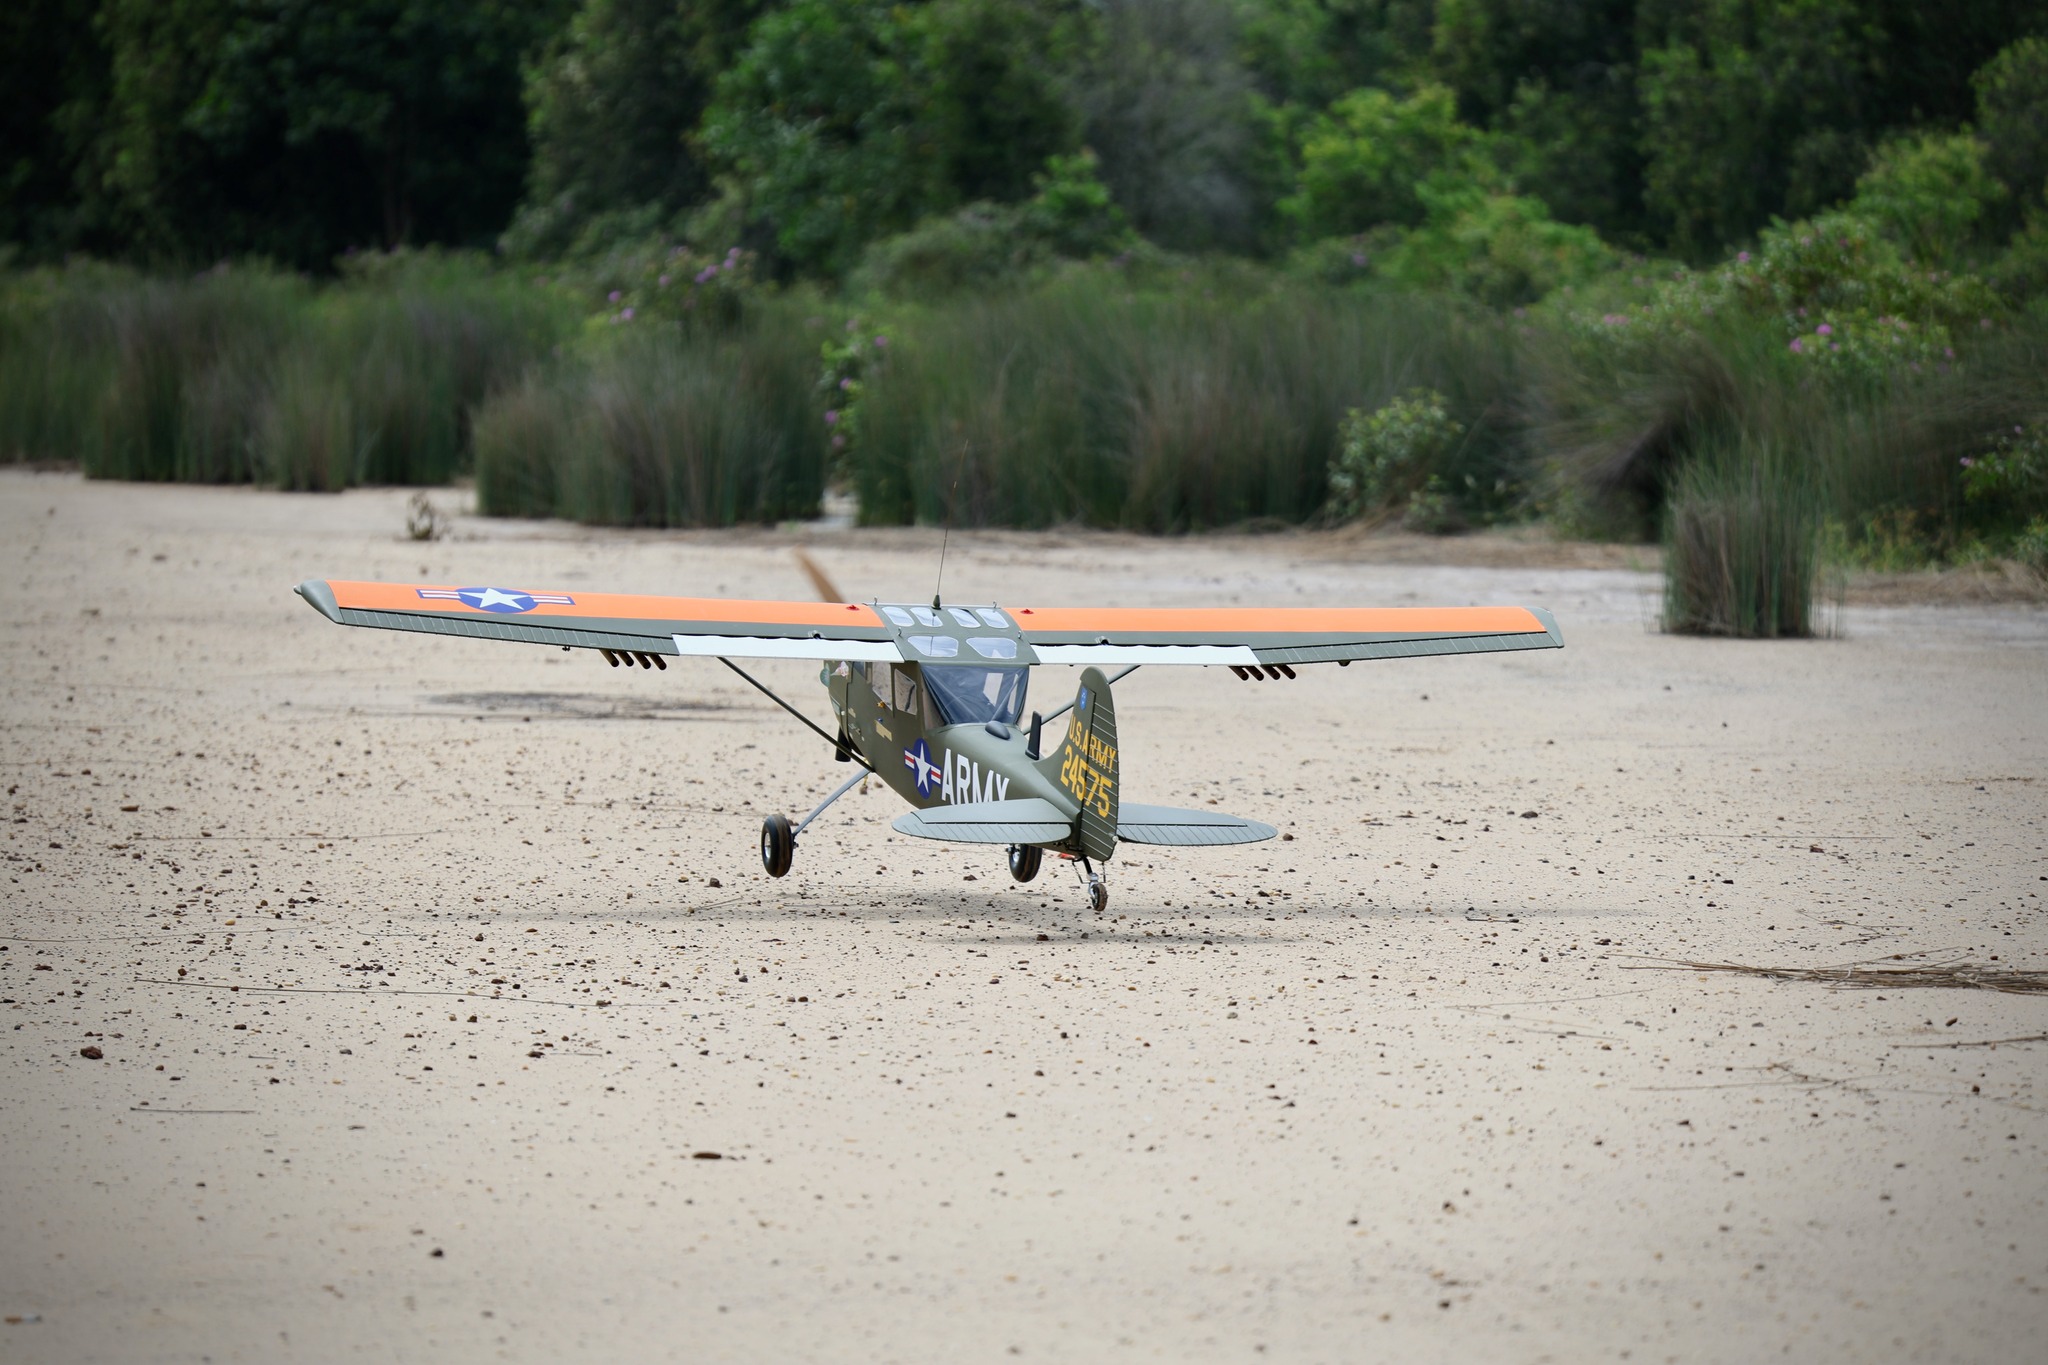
1076, 0, 1261, 251
0, 0, 107, 255
511, 0, 767, 257
703, 0, 1082, 277
1281, 83, 1492, 237
86, 0, 570, 267
1636, 0, 1875, 259
1430, 0, 1646, 242
1849, 131, 2002, 263
1235, 0, 1434, 111
1974, 36, 2048, 235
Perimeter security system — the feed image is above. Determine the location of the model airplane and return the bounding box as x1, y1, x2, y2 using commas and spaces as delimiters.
294, 574, 1561, 911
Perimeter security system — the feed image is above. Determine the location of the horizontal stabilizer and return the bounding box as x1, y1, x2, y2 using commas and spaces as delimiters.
1116, 803, 1277, 847
891, 799, 1073, 845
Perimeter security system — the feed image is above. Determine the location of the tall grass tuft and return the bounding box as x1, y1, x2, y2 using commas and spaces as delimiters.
473, 311, 827, 527
1663, 443, 1822, 637
852, 274, 1522, 530
0, 256, 573, 486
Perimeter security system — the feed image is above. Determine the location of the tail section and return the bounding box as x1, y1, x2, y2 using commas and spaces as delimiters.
1042, 666, 1119, 864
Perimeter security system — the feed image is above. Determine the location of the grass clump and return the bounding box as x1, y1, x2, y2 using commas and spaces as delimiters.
0, 255, 574, 488
473, 310, 826, 527
852, 273, 1520, 531
1663, 444, 1822, 638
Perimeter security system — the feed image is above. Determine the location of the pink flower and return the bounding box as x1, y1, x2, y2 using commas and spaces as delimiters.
1736, 251, 1750, 264
824, 410, 839, 425
1789, 339, 1804, 353
620, 307, 634, 321
1960, 457, 1975, 467
873, 335, 888, 348
607, 290, 621, 303
830, 434, 846, 450
1816, 323, 1832, 336
695, 266, 717, 283
1944, 347, 1955, 359
658, 274, 670, 287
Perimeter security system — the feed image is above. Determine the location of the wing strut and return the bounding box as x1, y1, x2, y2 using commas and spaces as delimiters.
794, 769, 868, 837
717, 657, 874, 774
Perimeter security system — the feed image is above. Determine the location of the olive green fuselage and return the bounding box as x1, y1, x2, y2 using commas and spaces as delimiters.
824, 661, 1057, 807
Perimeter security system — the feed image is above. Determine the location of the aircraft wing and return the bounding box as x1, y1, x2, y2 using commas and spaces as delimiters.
296, 579, 1561, 669
1008, 604, 1561, 666
294, 579, 904, 663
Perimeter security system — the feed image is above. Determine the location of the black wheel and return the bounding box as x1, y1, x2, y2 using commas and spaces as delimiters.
1088, 879, 1109, 913
760, 814, 794, 878
1008, 844, 1042, 884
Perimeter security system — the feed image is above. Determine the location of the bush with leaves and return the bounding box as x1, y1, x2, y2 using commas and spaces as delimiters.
1562, 211, 2001, 387
1281, 85, 1495, 239
1327, 388, 1466, 523
1848, 132, 2003, 264
851, 150, 1135, 300
1376, 183, 1614, 308
1962, 421, 2048, 526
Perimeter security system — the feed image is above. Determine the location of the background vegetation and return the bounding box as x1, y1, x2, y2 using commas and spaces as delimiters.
5, 2, 2048, 627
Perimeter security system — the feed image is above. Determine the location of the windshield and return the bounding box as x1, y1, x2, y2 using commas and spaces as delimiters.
921, 665, 1029, 727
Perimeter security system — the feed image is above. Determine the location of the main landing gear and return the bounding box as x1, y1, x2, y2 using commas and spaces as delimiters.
1008, 844, 1042, 884
760, 814, 794, 878
759, 769, 869, 879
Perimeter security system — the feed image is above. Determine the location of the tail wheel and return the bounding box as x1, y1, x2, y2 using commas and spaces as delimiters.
1008, 844, 1042, 884
760, 814, 794, 878
1088, 878, 1109, 913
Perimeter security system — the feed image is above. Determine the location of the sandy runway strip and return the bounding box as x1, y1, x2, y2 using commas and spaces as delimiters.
2, 470, 2044, 1363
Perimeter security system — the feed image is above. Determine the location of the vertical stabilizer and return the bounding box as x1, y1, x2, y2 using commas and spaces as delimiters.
1044, 666, 1119, 863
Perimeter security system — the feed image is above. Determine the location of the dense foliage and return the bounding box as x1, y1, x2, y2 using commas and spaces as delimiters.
5, 1, 2041, 272
4, 2, 2048, 608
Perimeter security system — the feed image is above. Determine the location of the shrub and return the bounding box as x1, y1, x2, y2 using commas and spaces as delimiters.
1281, 84, 1493, 237
1848, 132, 2003, 264
1327, 388, 1465, 522
1375, 186, 1615, 308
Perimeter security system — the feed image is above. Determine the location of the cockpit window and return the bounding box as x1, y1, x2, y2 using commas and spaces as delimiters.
921, 665, 1029, 727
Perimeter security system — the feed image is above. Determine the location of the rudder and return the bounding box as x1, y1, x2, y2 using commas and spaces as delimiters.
1044, 666, 1119, 864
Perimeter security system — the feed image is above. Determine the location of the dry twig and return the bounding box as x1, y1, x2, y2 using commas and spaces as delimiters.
1623, 954, 2048, 995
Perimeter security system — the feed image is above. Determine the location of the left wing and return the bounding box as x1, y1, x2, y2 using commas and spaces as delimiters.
294, 579, 903, 662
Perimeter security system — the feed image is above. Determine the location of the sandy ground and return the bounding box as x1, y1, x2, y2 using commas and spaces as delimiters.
2, 469, 2044, 1365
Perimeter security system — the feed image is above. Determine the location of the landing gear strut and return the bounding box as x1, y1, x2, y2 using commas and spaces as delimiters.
1008, 844, 1042, 884
760, 814, 794, 878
